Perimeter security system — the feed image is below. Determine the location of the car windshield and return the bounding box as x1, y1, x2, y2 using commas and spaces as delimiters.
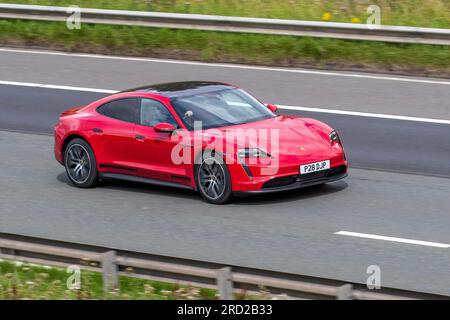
171, 88, 275, 130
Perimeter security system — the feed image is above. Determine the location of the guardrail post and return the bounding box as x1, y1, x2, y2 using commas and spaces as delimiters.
101, 250, 118, 293
336, 284, 353, 300
217, 267, 233, 300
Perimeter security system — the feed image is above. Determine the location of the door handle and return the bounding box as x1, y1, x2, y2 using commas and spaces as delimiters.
135, 135, 146, 140
92, 128, 103, 133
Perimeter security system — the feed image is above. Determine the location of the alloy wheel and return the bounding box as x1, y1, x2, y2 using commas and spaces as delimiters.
198, 159, 226, 200
66, 144, 91, 184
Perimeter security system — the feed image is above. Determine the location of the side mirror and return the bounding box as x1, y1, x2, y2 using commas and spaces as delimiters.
266, 104, 278, 113
154, 122, 176, 133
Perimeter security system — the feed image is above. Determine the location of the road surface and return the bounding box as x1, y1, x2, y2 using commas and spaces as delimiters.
1, 47, 449, 295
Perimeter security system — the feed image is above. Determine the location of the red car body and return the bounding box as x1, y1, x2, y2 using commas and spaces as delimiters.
55, 82, 347, 201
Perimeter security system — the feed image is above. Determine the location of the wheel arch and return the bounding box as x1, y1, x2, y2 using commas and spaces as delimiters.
61, 133, 93, 163
193, 148, 228, 168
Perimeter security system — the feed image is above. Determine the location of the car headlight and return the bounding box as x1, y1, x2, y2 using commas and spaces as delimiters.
238, 148, 271, 158
330, 130, 341, 145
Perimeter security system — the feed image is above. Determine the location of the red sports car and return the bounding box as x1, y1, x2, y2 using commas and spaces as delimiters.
54, 81, 348, 204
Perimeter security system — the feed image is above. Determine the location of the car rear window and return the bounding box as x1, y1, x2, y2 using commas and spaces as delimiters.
97, 98, 140, 124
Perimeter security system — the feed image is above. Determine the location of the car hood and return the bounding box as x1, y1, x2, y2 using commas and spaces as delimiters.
204, 115, 333, 156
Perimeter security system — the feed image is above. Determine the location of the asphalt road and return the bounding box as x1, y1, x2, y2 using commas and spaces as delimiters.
1, 47, 450, 295
2, 130, 450, 295
1, 84, 449, 177
1, 47, 450, 119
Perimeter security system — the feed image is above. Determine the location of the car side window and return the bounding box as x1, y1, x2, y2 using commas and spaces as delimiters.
140, 98, 178, 128
97, 98, 140, 124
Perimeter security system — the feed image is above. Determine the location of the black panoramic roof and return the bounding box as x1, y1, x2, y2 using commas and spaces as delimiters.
124, 81, 235, 99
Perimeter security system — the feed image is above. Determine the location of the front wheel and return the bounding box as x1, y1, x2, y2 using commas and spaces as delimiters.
64, 138, 98, 188
196, 157, 233, 204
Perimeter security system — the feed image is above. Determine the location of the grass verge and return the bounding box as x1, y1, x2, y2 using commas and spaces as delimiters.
0, 259, 276, 300
0, 259, 219, 300
0, 19, 449, 77
2, 0, 450, 28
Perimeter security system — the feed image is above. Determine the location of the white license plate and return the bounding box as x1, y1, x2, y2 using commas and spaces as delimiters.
300, 160, 330, 175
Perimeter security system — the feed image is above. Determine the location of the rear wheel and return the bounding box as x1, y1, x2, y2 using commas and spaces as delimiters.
196, 157, 233, 204
64, 138, 98, 188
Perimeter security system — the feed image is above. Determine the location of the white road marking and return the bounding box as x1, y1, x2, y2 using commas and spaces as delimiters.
0, 80, 449, 125
0, 80, 116, 93
279, 105, 450, 125
335, 231, 450, 248
0, 47, 449, 86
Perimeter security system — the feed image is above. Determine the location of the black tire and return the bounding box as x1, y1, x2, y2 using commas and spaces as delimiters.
196, 156, 233, 204
64, 138, 98, 188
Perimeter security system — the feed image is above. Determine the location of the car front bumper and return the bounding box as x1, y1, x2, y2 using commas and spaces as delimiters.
233, 164, 348, 195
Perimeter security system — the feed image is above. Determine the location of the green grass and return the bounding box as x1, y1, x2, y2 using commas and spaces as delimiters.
0, 19, 449, 77
0, 259, 218, 300
0, 259, 274, 300
3, 0, 450, 28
